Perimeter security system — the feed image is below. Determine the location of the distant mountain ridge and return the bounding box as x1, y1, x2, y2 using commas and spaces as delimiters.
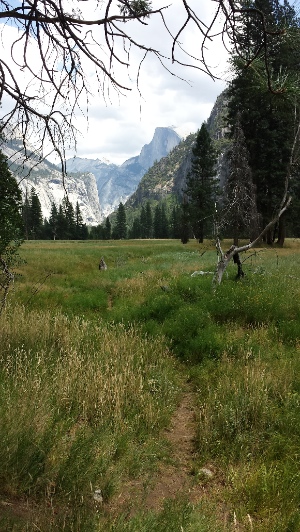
1, 127, 181, 225
66, 127, 182, 219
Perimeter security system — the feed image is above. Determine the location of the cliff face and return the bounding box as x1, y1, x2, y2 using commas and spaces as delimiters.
138, 127, 181, 169
2, 139, 102, 226
126, 133, 196, 208
18, 172, 101, 226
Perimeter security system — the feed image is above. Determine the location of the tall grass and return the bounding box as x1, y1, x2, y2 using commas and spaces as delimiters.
2, 239, 300, 529
0, 303, 180, 529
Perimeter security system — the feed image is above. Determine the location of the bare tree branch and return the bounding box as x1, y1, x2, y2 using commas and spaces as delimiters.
0, 0, 291, 171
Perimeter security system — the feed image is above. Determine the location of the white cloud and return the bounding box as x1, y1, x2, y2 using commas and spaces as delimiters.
1, 1, 230, 165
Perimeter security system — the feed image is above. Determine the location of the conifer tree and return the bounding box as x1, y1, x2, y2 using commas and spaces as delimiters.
104, 217, 111, 240
153, 203, 170, 238
145, 201, 153, 238
160, 204, 169, 238
49, 203, 58, 240
0, 149, 24, 312
184, 123, 217, 243
140, 205, 147, 238
221, 118, 260, 244
227, 0, 300, 245
115, 202, 127, 239
180, 196, 190, 244
129, 217, 141, 239
153, 204, 162, 238
22, 189, 31, 240
29, 187, 43, 239
170, 205, 181, 239
56, 205, 68, 239
75, 201, 88, 239
0, 150, 23, 256
63, 197, 76, 239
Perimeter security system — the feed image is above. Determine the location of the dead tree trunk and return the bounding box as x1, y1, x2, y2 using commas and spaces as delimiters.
215, 244, 244, 284
233, 252, 245, 278
214, 196, 291, 284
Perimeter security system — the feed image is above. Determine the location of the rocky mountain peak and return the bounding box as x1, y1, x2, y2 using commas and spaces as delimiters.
65, 127, 182, 219
138, 127, 181, 170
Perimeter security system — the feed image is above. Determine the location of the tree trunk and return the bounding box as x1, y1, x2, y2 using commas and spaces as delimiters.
215, 258, 230, 284
233, 233, 239, 246
277, 212, 286, 247
233, 252, 245, 278
198, 222, 204, 244
266, 228, 273, 245
215, 251, 245, 284
213, 187, 292, 285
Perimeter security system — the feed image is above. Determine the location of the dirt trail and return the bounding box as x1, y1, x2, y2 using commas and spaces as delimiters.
144, 387, 203, 511
109, 384, 204, 515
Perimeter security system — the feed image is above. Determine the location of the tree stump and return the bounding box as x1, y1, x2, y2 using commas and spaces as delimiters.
99, 257, 107, 270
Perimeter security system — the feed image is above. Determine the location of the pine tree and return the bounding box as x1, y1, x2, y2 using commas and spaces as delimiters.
56, 204, 68, 239
115, 202, 127, 239
153, 203, 170, 238
129, 217, 141, 239
22, 189, 31, 240
140, 205, 147, 238
170, 205, 181, 239
29, 187, 43, 239
184, 123, 218, 243
63, 197, 76, 239
222, 118, 260, 244
104, 217, 111, 240
153, 204, 162, 238
0, 150, 23, 257
75, 201, 88, 239
41, 217, 51, 239
145, 201, 153, 238
227, 0, 300, 245
160, 204, 169, 238
49, 203, 58, 240
180, 196, 190, 244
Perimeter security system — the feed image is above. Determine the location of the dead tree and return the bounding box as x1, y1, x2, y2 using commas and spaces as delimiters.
214, 169, 295, 285
211, 104, 300, 285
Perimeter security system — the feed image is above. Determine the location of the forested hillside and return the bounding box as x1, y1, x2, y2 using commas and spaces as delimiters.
127, 90, 229, 211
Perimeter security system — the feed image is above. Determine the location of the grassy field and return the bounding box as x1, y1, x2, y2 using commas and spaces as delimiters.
1, 238, 300, 530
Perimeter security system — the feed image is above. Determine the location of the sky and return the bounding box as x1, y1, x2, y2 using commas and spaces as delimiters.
0, 1, 229, 166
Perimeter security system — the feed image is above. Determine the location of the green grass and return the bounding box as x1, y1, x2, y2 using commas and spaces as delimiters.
1, 238, 300, 530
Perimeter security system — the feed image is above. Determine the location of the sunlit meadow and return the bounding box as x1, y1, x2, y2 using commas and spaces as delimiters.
1, 238, 300, 530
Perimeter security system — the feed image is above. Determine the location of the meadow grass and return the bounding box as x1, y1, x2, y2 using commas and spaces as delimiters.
0, 304, 181, 529
1, 238, 300, 530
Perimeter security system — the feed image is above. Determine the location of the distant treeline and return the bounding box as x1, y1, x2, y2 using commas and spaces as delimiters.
89, 201, 188, 240
22, 188, 88, 240
22, 190, 189, 241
